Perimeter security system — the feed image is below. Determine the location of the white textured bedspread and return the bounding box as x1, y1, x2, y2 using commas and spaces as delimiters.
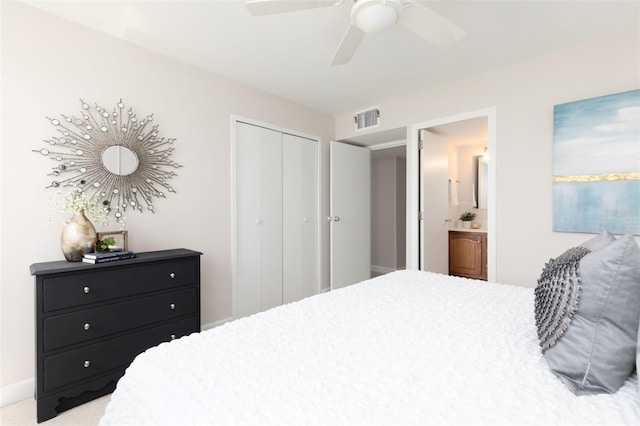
100, 271, 640, 426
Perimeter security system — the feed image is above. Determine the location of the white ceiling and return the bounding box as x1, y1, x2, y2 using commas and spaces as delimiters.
23, 0, 639, 116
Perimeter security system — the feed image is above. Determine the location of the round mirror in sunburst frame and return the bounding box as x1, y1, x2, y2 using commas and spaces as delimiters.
35, 99, 182, 223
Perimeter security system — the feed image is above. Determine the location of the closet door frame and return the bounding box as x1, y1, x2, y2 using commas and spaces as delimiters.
231, 115, 322, 320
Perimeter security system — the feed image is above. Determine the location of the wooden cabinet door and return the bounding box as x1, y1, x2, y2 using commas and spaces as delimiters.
449, 232, 486, 280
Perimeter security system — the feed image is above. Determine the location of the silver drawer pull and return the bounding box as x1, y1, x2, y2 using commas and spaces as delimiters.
170, 334, 176, 340
170, 303, 176, 310
84, 323, 91, 331
169, 272, 176, 279
83, 286, 90, 294
83, 360, 91, 368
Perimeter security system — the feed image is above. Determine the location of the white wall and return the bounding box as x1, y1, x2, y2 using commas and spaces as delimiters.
336, 31, 640, 287
0, 2, 333, 396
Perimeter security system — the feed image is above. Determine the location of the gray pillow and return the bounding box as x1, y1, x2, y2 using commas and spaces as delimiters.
534, 231, 615, 353
580, 230, 616, 252
534, 246, 590, 352
542, 233, 640, 395
637, 316, 640, 398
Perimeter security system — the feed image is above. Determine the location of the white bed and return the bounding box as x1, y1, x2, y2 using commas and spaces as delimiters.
99, 270, 640, 425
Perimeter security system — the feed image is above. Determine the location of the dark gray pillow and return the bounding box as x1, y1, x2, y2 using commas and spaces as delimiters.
541, 233, 640, 395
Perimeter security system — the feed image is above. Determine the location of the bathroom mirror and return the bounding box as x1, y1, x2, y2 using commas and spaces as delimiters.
35, 99, 181, 222
473, 155, 489, 209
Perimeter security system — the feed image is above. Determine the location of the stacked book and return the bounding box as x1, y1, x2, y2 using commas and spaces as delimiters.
82, 250, 136, 264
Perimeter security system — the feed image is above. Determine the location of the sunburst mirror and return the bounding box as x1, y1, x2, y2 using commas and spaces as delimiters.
35, 99, 181, 223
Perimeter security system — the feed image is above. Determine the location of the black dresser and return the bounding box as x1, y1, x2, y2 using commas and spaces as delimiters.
30, 248, 202, 423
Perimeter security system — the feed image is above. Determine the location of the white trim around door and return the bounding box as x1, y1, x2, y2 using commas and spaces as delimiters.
406, 107, 497, 283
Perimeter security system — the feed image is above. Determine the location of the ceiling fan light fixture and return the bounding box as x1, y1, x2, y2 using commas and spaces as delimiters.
352, 0, 401, 34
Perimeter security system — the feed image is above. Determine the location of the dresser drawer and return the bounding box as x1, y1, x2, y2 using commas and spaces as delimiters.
43, 287, 198, 352
43, 315, 198, 392
43, 258, 198, 312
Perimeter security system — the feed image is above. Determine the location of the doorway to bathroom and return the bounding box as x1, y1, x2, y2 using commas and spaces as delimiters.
406, 108, 496, 282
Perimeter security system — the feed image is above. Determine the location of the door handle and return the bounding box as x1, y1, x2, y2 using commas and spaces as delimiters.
327, 216, 340, 222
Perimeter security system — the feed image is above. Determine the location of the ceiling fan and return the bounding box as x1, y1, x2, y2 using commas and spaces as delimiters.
246, 0, 465, 65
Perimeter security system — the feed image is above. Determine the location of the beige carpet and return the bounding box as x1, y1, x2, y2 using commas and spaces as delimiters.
0, 395, 110, 426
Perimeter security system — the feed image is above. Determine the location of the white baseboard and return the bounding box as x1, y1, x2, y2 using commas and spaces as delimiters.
1, 318, 234, 408
1, 377, 34, 407
201, 317, 233, 331
371, 265, 397, 274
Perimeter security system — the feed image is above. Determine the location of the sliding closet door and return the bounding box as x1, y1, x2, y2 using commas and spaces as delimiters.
235, 122, 283, 318
282, 134, 318, 304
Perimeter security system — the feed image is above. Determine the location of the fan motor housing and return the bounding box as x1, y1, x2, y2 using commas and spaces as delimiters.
351, 0, 403, 33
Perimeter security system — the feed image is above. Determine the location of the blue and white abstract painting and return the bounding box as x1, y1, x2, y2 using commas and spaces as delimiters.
553, 89, 640, 235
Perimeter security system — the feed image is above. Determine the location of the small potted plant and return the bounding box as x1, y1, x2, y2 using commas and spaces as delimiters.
459, 211, 476, 228
95, 237, 117, 253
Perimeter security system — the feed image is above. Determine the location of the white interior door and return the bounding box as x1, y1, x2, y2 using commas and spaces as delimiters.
235, 122, 283, 318
420, 129, 450, 274
282, 134, 318, 304
330, 141, 371, 290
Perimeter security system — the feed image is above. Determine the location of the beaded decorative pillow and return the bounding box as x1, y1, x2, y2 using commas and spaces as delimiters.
536, 232, 640, 395
534, 246, 590, 353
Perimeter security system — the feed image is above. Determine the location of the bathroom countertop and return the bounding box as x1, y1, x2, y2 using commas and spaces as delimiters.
449, 227, 487, 234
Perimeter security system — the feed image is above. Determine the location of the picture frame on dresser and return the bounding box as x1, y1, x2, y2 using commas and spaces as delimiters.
96, 230, 128, 251
29, 248, 202, 423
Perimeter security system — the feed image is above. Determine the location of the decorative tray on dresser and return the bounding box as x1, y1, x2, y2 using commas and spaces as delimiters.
30, 248, 202, 423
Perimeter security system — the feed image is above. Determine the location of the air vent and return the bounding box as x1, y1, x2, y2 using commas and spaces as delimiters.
354, 108, 380, 131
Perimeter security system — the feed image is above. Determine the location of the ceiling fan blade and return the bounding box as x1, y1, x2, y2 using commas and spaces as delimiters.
331, 24, 365, 65
400, 3, 465, 49
246, 0, 334, 16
